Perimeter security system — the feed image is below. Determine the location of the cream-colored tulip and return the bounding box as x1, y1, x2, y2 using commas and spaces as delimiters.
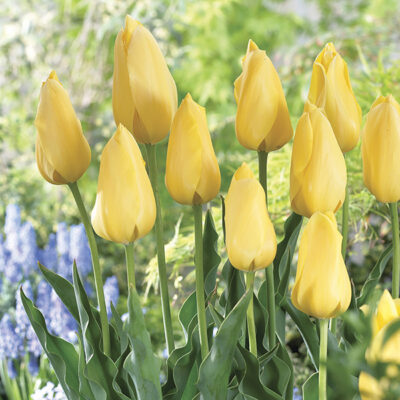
225, 163, 277, 271
91, 124, 156, 244
290, 106, 347, 218
305, 43, 362, 152
112, 15, 177, 144
291, 211, 351, 319
362, 95, 400, 203
35, 71, 91, 184
165, 93, 221, 205
234, 40, 292, 152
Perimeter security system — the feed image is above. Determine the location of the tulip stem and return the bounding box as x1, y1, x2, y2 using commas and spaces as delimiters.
319, 318, 329, 400
341, 185, 350, 258
193, 204, 209, 360
390, 202, 400, 298
125, 243, 136, 289
68, 182, 110, 357
258, 150, 276, 348
145, 143, 175, 355
245, 272, 257, 356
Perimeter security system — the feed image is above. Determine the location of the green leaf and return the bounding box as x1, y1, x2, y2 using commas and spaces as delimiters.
123, 287, 162, 400
72, 263, 125, 399
77, 334, 96, 400
302, 372, 318, 400
20, 289, 81, 400
237, 346, 283, 400
203, 209, 221, 295
39, 263, 79, 320
281, 298, 319, 370
198, 290, 251, 400
358, 244, 393, 305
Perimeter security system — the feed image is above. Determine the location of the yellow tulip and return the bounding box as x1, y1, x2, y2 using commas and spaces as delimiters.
291, 211, 351, 319
234, 40, 292, 152
362, 95, 400, 203
165, 93, 221, 205
359, 290, 400, 400
305, 42, 362, 152
112, 15, 177, 144
91, 124, 156, 244
290, 106, 347, 218
34, 71, 91, 185
224, 163, 277, 272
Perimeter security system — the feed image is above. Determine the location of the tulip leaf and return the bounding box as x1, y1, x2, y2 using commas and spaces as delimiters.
237, 345, 283, 400
203, 209, 221, 295
20, 289, 81, 400
281, 298, 319, 370
123, 287, 162, 400
77, 334, 96, 400
302, 372, 318, 400
72, 263, 127, 399
358, 244, 393, 305
198, 290, 251, 400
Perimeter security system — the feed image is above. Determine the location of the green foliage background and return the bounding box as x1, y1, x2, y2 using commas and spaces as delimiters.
1, 0, 400, 377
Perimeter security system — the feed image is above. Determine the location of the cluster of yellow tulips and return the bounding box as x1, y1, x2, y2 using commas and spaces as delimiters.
33, 14, 400, 400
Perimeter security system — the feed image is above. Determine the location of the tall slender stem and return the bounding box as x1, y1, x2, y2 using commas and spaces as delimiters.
125, 243, 136, 289
68, 182, 110, 356
390, 202, 400, 298
193, 204, 209, 359
258, 151, 276, 348
319, 319, 329, 400
245, 272, 257, 356
145, 143, 175, 354
341, 185, 349, 258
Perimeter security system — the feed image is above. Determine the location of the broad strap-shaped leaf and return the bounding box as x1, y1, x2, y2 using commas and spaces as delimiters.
72, 264, 126, 399
203, 209, 221, 295
123, 287, 162, 400
198, 290, 251, 400
20, 289, 81, 400
77, 334, 96, 400
281, 298, 319, 370
302, 372, 334, 400
358, 244, 392, 305
237, 345, 283, 400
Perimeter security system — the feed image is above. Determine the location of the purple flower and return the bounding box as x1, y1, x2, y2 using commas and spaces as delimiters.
0, 314, 23, 360
28, 354, 39, 376
36, 280, 52, 320
104, 276, 119, 318
69, 224, 92, 277
56, 223, 69, 256
19, 222, 38, 276
39, 233, 58, 271
7, 359, 17, 379
4, 204, 21, 235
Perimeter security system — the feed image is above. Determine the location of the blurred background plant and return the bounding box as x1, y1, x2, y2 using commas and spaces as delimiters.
1, 0, 400, 397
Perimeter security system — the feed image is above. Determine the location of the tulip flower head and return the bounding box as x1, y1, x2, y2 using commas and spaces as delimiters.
35, 71, 91, 185
362, 95, 400, 203
165, 93, 221, 205
290, 106, 347, 218
112, 15, 177, 144
234, 40, 292, 152
305, 42, 362, 153
359, 290, 400, 400
91, 124, 156, 244
291, 211, 351, 319
225, 163, 277, 272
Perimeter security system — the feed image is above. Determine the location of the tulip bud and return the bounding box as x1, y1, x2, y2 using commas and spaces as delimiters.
359, 290, 400, 400
305, 43, 362, 153
224, 163, 277, 271
362, 95, 400, 203
34, 71, 91, 185
112, 15, 177, 144
234, 40, 292, 152
291, 211, 351, 319
165, 93, 221, 205
290, 106, 347, 218
91, 124, 156, 244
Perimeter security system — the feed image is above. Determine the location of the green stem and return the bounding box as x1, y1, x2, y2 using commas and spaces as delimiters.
145, 143, 175, 354
319, 319, 329, 400
125, 243, 136, 289
246, 272, 257, 356
341, 185, 349, 258
193, 204, 209, 359
68, 182, 110, 356
390, 202, 400, 298
258, 151, 276, 348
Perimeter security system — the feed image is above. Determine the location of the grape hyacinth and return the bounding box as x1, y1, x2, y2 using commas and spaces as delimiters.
103, 275, 119, 318
70, 224, 92, 277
